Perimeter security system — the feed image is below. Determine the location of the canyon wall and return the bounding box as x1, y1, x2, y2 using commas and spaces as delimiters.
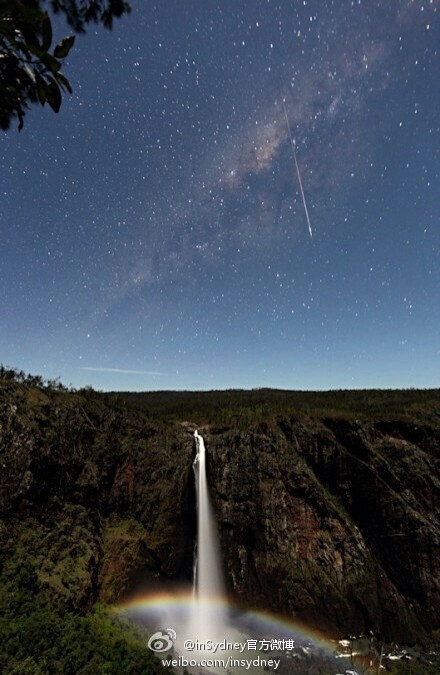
1, 381, 439, 645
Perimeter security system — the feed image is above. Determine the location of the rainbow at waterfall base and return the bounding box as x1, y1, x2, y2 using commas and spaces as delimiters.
114, 590, 368, 674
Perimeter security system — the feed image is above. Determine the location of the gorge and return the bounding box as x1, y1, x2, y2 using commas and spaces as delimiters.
0, 376, 439, 673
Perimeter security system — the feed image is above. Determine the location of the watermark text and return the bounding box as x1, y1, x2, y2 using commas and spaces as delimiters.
161, 655, 281, 671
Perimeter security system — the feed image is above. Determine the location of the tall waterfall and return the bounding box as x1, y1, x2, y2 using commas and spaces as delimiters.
123, 430, 347, 674
191, 430, 225, 640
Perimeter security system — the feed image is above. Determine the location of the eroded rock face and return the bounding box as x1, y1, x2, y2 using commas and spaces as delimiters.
0, 382, 439, 644
204, 419, 440, 643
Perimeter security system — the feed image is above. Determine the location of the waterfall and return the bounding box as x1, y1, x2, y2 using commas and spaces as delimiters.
190, 430, 225, 640
123, 429, 347, 674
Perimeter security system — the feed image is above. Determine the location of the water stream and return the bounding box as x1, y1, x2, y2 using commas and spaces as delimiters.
190, 430, 226, 642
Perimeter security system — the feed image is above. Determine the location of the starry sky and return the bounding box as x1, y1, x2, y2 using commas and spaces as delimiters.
1, 0, 439, 391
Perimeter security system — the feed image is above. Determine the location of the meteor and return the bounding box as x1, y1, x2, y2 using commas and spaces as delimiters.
283, 102, 313, 238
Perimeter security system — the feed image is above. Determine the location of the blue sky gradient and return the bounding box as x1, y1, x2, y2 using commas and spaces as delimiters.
1, 1, 439, 391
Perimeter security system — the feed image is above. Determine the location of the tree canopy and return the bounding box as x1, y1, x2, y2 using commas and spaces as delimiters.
0, 1, 130, 131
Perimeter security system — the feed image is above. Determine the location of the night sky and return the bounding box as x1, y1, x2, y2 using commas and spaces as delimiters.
1, 1, 439, 391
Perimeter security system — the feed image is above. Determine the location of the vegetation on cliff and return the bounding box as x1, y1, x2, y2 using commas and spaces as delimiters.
113, 386, 440, 428
0, 575, 165, 674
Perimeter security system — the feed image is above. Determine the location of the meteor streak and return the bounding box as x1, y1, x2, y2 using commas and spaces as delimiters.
283, 102, 313, 238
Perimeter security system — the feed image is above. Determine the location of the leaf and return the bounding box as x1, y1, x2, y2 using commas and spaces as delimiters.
54, 35, 75, 59
55, 72, 73, 94
20, 26, 42, 52
23, 64, 36, 83
35, 75, 47, 105
41, 13, 53, 52
45, 78, 62, 113
41, 52, 61, 74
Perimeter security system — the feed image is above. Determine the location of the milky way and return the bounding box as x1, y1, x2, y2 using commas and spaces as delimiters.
0, 1, 439, 390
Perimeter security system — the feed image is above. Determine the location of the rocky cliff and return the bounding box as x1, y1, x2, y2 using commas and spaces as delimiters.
0, 379, 439, 656
207, 417, 439, 644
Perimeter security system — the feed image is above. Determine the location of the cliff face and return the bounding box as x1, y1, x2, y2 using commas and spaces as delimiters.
0, 384, 196, 610
0, 381, 439, 646
206, 419, 440, 643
